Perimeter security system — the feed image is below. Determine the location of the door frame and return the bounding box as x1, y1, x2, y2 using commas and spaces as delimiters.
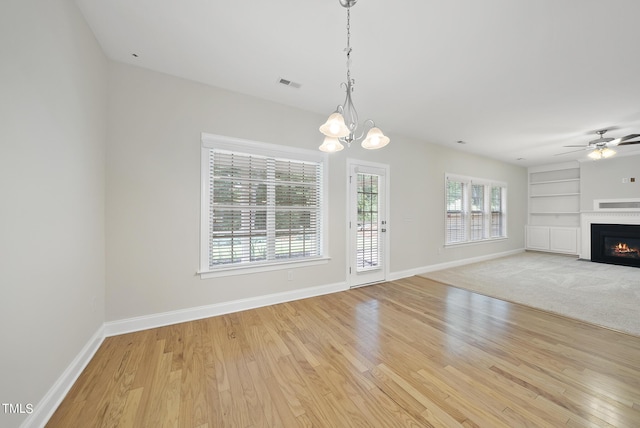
346, 158, 391, 288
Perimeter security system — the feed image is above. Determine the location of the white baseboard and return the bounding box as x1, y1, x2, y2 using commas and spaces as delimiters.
389, 248, 525, 280
21, 326, 105, 428
104, 281, 348, 337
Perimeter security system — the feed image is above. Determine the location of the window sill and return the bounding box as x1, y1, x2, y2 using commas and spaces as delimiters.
198, 257, 331, 279
445, 237, 508, 248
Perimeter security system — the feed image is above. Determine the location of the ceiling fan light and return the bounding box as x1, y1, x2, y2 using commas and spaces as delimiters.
361, 127, 390, 150
588, 147, 616, 160
588, 150, 602, 160
319, 136, 344, 153
602, 147, 616, 158
319, 112, 350, 138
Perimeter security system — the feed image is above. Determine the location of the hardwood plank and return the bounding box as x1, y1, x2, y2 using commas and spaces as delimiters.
202, 358, 222, 428
117, 387, 143, 428
46, 277, 640, 427
144, 350, 174, 427
160, 369, 182, 428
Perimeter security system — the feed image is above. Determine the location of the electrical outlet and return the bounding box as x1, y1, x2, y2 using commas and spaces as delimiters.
287, 270, 293, 281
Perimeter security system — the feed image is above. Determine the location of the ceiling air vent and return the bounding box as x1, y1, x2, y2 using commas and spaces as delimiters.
278, 77, 301, 89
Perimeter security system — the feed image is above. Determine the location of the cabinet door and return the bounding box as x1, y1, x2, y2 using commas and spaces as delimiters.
526, 226, 550, 250
549, 227, 578, 254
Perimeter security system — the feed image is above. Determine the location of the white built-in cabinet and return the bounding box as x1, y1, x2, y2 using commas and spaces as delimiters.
526, 162, 580, 254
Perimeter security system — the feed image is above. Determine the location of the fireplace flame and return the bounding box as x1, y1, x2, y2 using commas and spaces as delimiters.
615, 242, 630, 252
612, 242, 639, 256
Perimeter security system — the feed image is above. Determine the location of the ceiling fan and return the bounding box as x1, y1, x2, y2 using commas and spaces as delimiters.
558, 129, 640, 159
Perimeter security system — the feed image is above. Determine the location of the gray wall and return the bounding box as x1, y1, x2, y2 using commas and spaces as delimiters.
106, 62, 528, 322
0, 0, 107, 426
580, 154, 640, 211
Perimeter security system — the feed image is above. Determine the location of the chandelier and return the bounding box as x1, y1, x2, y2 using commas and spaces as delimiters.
319, 0, 390, 153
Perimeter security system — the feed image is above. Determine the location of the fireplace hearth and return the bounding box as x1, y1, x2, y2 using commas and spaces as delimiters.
591, 223, 640, 268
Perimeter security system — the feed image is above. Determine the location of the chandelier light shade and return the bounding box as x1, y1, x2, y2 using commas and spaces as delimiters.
362, 127, 390, 150
319, 136, 345, 153
319, 112, 350, 138
319, 0, 390, 152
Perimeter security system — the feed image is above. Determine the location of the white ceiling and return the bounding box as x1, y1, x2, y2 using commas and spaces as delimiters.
75, 0, 640, 167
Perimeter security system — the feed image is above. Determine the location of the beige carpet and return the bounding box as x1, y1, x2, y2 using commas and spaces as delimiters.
420, 251, 640, 337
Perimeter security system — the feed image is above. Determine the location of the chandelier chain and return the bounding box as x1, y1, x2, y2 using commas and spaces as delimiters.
345, 6, 352, 83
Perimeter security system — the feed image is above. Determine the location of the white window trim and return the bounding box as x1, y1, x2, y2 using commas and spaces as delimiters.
199, 133, 329, 278
199, 257, 331, 279
445, 173, 508, 246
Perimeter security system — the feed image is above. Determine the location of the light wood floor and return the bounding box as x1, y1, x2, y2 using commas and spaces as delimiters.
47, 277, 640, 427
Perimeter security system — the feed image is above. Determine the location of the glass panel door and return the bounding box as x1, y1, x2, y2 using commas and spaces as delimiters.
349, 162, 387, 287
357, 173, 380, 270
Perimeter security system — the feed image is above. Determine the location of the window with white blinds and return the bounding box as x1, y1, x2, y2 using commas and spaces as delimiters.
490, 185, 506, 238
446, 179, 466, 243
445, 174, 507, 245
200, 134, 327, 275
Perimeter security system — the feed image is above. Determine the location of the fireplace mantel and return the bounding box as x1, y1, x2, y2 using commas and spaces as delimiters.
580, 211, 640, 259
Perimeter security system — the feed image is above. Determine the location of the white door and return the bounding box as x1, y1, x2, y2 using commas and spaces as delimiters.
348, 161, 388, 287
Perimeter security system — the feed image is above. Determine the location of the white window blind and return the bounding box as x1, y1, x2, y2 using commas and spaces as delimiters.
207, 150, 322, 268
490, 185, 506, 238
446, 178, 466, 243
470, 183, 486, 240
445, 174, 507, 245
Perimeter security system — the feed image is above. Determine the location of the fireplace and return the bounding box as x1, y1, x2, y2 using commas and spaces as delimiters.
591, 223, 640, 268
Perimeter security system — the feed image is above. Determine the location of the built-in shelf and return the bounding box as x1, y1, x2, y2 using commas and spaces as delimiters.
530, 178, 580, 185
527, 162, 581, 254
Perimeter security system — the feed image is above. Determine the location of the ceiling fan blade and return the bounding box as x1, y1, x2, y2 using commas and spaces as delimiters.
616, 134, 640, 146
609, 134, 639, 146
554, 148, 588, 156
563, 145, 588, 148
618, 140, 640, 146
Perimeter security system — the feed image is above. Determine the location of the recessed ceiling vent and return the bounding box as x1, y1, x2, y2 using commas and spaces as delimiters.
278, 77, 301, 89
